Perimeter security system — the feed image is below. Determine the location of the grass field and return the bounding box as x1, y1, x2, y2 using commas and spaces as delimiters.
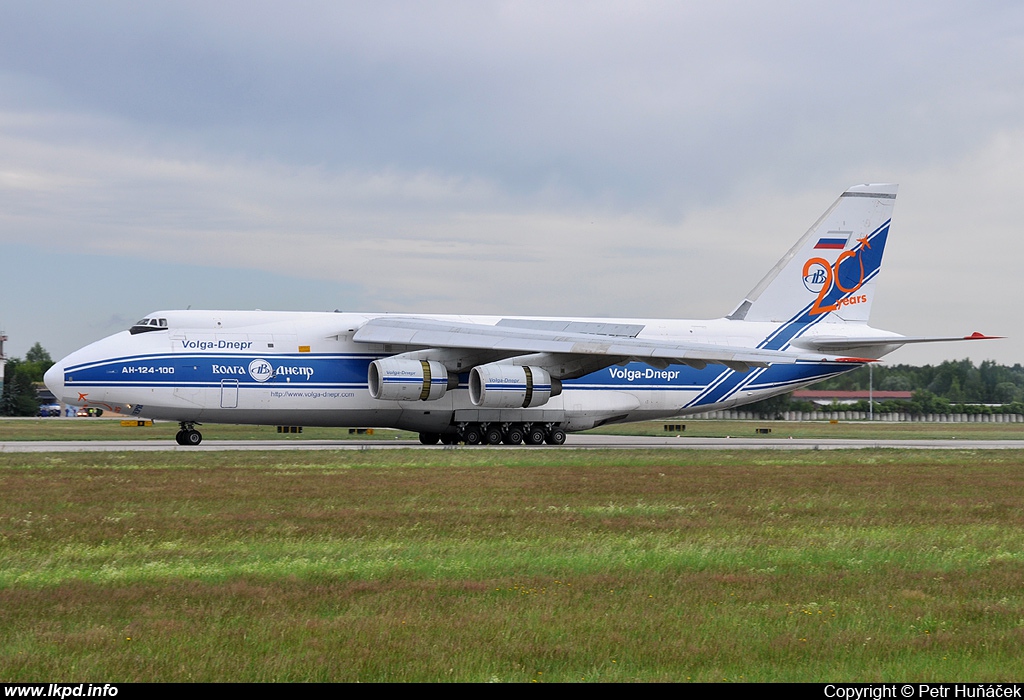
2, 449, 1023, 681
4, 416, 1024, 442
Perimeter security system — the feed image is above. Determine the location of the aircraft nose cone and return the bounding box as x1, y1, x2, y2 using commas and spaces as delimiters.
44, 360, 66, 401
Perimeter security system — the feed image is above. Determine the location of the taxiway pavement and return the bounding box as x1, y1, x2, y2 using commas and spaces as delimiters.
4, 434, 1024, 452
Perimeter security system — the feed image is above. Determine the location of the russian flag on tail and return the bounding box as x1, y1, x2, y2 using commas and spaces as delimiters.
814, 236, 847, 250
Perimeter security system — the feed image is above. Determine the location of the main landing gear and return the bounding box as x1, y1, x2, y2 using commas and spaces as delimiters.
418, 422, 567, 447
175, 422, 203, 446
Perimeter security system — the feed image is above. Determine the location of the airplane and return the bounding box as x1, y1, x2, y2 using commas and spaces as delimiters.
44, 183, 997, 446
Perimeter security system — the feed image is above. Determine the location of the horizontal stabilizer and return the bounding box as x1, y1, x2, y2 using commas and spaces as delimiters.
791, 332, 1002, 353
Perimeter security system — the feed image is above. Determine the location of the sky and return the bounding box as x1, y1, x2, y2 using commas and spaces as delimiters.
2, 1, 1023, 366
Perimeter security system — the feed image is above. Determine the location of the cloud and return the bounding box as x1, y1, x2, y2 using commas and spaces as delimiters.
2, 1, 1024, 366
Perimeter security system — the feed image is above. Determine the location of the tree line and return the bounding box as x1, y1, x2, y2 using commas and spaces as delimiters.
1, 343, 55, 416
748, 359, 1024, 417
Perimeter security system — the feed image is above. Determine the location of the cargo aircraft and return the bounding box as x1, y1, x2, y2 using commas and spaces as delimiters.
44, 184, 996, 445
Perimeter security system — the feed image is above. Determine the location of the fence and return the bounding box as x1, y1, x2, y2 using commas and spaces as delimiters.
690, 410, 1024, 422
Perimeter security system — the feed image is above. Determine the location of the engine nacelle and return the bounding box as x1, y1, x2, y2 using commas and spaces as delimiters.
469, 364, 561, 408
368, 359, 449, 401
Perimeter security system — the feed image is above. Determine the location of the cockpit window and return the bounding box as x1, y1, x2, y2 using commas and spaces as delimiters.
129, 317, 169, 335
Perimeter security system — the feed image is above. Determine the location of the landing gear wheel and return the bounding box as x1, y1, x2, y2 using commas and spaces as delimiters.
419, 432, 440, 445
484, 426, 504, 445
503, 425, 524, 445
439, 434, 456, 445
176, 422, 202, 446
545, 428, 566, 445
463, 425, 483, 445
525, 426, 546, 445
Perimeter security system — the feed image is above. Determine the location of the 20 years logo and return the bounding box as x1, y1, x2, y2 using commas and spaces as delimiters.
803, 235, 871, 316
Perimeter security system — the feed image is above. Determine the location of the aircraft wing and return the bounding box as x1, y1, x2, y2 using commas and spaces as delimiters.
352, 316, 866, 374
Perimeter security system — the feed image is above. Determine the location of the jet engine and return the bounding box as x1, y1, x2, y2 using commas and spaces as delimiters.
469, 364, 561, 408
368, 359, 449, 401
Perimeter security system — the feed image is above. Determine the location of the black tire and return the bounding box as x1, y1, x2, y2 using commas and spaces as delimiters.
525, 427, 546, 445
484, 426, 503, 445
185, 430, 203, 446
439, 434, 456, 445
175, 430, 187, 445
503, 425, 524, 445
545, 428, 567, 445
419, 432, 440, 445
463, 426, 483, 445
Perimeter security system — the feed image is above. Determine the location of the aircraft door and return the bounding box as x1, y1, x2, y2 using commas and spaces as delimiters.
220, 379, 239, 408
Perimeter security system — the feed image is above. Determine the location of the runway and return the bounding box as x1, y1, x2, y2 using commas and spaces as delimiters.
4, 434, 1024, 452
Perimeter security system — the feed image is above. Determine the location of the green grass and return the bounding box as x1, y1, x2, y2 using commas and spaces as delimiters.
2, 449, 1023, 681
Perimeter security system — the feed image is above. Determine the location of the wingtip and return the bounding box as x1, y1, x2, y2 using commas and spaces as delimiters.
964, 332, 1003, 340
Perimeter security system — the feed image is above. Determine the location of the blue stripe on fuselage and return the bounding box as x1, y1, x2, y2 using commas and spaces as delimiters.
68, 352, 856, 404
64, 353, 377, 388
563, 359, 852, 395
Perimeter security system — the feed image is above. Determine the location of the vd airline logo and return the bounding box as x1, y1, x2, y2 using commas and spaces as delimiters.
802, 235, 871, 316
247, 359, 315, 382
249, 359, 274, 382
211, 359, 314, 382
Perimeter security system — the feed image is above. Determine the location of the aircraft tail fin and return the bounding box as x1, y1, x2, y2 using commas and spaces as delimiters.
727, 184, 897, 324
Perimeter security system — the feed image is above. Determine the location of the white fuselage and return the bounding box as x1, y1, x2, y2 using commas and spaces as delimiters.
45, 309, 892, 433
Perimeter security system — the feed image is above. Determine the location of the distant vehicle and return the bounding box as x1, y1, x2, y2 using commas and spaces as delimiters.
45, 184, 997, 446
75, 407, 103, 417
39, 403, 61, 417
